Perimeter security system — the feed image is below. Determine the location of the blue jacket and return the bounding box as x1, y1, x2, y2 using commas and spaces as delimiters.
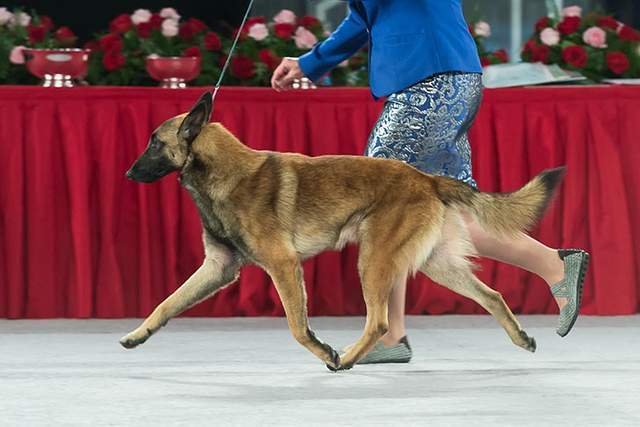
299, 0, 482, 98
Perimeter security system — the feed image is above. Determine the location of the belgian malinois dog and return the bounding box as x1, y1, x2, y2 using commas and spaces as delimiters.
122, 92, 564, 371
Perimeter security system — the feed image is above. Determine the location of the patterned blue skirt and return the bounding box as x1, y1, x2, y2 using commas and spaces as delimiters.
365, 72, 483, 187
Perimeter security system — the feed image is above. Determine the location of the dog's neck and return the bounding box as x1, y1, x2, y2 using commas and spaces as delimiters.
179, 124, 263, 201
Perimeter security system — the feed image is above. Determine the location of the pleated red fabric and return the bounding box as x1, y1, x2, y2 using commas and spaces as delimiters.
0, 86, 637, 318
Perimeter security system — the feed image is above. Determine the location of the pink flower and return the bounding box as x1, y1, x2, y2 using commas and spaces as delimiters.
273, 9, 296, 24
294, 26, 318, 49
0, 7, 13, 26
13, 11, 30, 27
9, 45, 26, 64
474, 21, 491, 38
247, 23, 268, 41
131, 9, 152, 25
583, 26, 607, 48
160, 7, 181, 21
562, 6, 582, 18
338, 59, 349, 68
161, 18, 179, 37
540, 28, 560, 46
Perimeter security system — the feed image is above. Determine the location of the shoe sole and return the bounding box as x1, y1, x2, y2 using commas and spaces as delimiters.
557, 251, 590, 338
357, 357, 412, 365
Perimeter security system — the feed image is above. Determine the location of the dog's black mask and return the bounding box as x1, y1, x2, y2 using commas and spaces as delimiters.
126, 134, 177, 183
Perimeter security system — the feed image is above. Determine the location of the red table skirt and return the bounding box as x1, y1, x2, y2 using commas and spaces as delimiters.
0, 86, 638, 318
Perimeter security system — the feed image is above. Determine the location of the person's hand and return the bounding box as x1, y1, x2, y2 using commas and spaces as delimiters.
271, 57, 305, 92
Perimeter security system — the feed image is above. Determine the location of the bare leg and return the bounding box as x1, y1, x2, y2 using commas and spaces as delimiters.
463, 214, 567, 308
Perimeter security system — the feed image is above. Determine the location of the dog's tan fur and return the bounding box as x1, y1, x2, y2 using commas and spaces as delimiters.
121, 93, 564, 370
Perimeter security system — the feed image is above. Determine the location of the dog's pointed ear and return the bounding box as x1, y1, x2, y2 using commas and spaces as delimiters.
178, 91, 213, 145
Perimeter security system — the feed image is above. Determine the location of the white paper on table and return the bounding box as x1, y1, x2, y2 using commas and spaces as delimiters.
482, 62, 586, 88
602, 79, 640, 85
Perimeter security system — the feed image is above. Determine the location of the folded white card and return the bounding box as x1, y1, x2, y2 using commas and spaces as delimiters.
482, 62, 586, 88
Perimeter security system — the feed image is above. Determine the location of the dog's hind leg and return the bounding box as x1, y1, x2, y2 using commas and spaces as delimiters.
264, 257, 341, 370
337, 205, 442, 370
120, 236, 241, 349
424, 262, 536, 352
420, 216, 536, 353
336, 238, 411, 370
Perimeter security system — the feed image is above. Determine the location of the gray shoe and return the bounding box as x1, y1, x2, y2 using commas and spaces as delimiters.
551, 249, 590, 337
356, 336, 412, 364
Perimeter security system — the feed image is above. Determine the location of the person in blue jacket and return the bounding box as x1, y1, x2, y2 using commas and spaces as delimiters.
271, 0, 589, 364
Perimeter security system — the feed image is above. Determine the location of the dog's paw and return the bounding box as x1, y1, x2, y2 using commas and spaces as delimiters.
325, 347, 341, 372
119, 329, 150, 349
518, 330, 537, 353
336, 363, 354, 372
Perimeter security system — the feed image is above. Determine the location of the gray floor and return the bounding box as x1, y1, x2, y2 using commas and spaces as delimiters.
1, 316, 639, 427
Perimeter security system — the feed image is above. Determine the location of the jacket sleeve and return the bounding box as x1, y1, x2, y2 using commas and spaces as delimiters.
298, 4, 368, 81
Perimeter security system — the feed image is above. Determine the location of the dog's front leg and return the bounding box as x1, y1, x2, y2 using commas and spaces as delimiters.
265, 259, 340, 370
120, 255, 240, 349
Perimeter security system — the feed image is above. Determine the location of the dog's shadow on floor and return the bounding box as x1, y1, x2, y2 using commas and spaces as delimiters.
128, 365, 561, 403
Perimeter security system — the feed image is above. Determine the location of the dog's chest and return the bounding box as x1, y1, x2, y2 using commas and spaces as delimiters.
181, 180, 251, 257
183, 183, 225, 233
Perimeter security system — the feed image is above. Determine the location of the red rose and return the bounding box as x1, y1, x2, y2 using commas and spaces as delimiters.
258, 49, 280, 71
597, 16, 618, 31
534, 45, 551, 63
39, 16, 54, 32
179, 22, 196, 41
562, 45, 588, 68
274, 23, 295, 40
182, 47, 201, 57
55, 26, 77, 46
188, 18, 207, 33
524, 40, 550, 63
607, 51, 630, 75
109, 14, 133, 34
136, 22, 153, 38
245, 16, 266, 29
480, 56, 491, 67
98, 33, 123, 52
493, 49, 509, 63
535, 16, 551, 32
27, 24, 46, 44
231, 55, 256, 79
619, 25, 640, 42
300, 16, 321, 29
523, 39, 536, 53
103, 50, 126, 71
149, 13, 163, 30
558, 16, 581, 35
204, 32, 222, 51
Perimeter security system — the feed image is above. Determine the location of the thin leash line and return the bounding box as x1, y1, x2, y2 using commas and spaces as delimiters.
212, 0, 255, 104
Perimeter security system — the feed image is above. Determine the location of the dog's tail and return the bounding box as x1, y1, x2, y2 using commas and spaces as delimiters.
434, 167, 566, 237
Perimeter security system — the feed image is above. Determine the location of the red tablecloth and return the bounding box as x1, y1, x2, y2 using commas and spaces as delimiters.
0, 86, 638, 318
